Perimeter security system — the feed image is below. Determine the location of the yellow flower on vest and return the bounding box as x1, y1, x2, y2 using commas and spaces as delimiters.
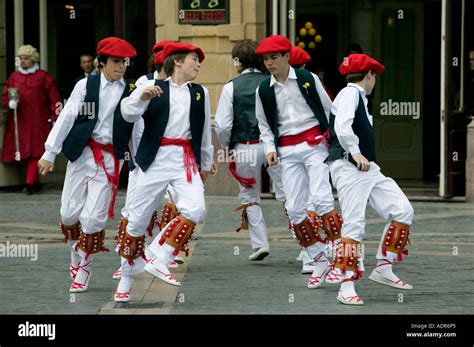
129, 83, 136, 93
196, 92, 201, 101
303, 82, 310, 94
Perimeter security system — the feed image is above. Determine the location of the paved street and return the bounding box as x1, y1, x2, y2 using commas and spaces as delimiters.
0, 189, 473, 315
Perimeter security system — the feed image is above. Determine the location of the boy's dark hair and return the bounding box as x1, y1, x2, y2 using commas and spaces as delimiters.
155, 64, 163, 74
147, 53, 156, 73
346, 72, 367, 83
163, 52, 189, 76
80, 54, 93, 60
97, 55, 109, 67
344, 43, 363, 57
232, 39, 267, 72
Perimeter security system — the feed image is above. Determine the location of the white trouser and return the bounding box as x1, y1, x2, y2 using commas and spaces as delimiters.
234, 142, 285, 250
279, 142, 334, 225
122, 146, 205, 275
329, 159, 414, 261
161, 186, 178, 216
60, 146, 121, 234
122, 168, 178, 220
126, 145, 206, 237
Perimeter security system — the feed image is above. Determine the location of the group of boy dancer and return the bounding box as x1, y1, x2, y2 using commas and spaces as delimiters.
38, 33, 414, 306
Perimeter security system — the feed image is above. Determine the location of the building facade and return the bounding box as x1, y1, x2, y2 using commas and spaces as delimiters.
0, 0, 473, 198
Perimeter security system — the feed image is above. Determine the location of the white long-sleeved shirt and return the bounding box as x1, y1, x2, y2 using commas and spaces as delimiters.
135, 70, 158, 89
215, 68, 262, 149
120, 76, 214, 171
42, 73, 126, 163
255, 66, 332, 155
127, 71, 159, 166
330, 83, 372, 155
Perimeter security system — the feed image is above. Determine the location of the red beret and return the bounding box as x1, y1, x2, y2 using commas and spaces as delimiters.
154, 51, 165, 65
289, 46, 311, 66
162, 42, 205, 63
339, 53, 384, 75
152, 40, 174, 53
97, 37, 137, 58
255, 35, 292, 55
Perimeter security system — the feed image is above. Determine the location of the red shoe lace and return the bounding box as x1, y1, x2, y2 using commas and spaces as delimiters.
326, 268, 342, 282
115, 292, 130, 299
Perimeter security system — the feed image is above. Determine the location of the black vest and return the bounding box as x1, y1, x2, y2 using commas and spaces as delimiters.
128, 72, 157, 172
134, 80, 206, 172
257, 69, 329, 149
62, 75, 134, 162
230, 72, 267, 147
327, 86, 376, 166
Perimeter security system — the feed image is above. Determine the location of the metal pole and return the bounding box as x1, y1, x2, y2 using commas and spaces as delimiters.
457, 0, 465, 112
440, 0, 447, 197
13, 108, 21, 161
8, 88, 21, 162
39, 0, 48, 70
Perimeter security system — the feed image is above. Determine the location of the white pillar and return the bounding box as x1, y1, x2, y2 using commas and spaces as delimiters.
14, 0, 24, 62
39, 0, 48, 70
439, 0, 447, 197
279, 0, 287, 37
272, 0, 278, 35
289, 0, 296, 45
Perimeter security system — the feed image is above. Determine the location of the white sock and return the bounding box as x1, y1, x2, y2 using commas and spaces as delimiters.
74, 255, 93, 285
149, 242, 174, 265
374, 259, 400, 282
310, 253, 330, 276
116, 275, 134, 293
339, 271, 358, 298
301, 249, 314, 265
67, 240, 81, 265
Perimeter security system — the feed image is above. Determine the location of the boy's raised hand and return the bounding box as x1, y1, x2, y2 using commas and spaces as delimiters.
38, 159, 54, 176
140, 86, 163, 101
266, 152, 279, 166
351, 153, 370, 172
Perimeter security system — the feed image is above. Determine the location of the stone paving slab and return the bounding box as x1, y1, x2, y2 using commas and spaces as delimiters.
0, 192, 473, 315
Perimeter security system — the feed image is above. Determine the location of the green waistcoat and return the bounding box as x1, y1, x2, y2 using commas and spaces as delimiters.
230, 71, 267, 146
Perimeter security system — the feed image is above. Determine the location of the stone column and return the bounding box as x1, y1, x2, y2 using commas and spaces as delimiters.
0, 0, 24, 187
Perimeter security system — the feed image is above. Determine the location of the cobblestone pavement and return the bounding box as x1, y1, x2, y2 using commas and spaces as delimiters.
0, 191, 473, 314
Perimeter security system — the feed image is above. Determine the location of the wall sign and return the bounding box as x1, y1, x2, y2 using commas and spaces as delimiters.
179, 0, 229, 25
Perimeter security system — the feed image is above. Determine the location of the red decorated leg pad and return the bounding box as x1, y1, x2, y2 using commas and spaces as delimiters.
146, 210, 158, 237
306, 210, 322, 228
382, 221, 411, 260
159, 203, 179, 230
234, 202, 259, 232
78, 230, 109, 255
334, 238, 362, 274
115, 217, 128, 245
159, 215, 196, 256
293, 216, 324, 248
322, 209, 343, 242
60, 221, 82, 242
118, 231, 145, 262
